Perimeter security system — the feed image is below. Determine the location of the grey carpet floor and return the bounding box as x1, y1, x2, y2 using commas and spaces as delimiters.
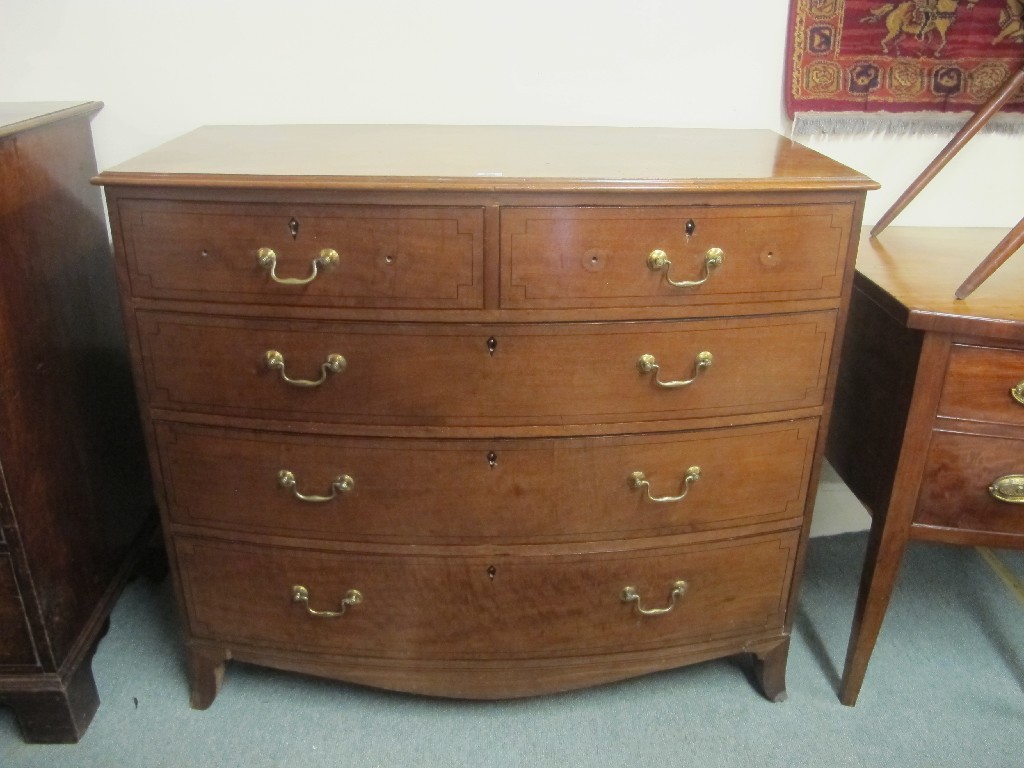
2, 532, 1022, 767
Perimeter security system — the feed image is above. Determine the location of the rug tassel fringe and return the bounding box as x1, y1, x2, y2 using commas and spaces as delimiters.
791, 111, 1024, 137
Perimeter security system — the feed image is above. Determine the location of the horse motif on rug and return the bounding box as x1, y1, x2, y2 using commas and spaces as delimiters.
862, 0, 980, 56
995, 0, 1024, 44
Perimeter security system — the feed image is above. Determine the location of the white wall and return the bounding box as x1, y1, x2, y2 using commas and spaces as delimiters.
3, 0, 1021, 229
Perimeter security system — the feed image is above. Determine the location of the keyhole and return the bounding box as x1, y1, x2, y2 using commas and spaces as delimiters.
487, 337, 497, 356
685, 219, 696, 240
289, 218, 299, 240
487, 566, 497, 581
487, 452, 498, 468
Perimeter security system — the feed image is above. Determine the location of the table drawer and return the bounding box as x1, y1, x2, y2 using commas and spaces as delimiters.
915, 430, 1024, 536
176, 531, 796, 659
500, 204, 852, 309
938, 343, 1024, 427
155, 419, 817, 543
137, 311, 834, 426
115, 199, 485, 308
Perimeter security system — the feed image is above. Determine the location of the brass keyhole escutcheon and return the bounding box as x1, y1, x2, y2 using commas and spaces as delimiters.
487, 566, 497, 581
487, 452, 498, 468
289, 217, 299, 239
685, 218, 696, 238
487, 336, 497, 356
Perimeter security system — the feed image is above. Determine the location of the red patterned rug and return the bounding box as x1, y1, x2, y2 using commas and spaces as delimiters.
786, 0, 1024, 132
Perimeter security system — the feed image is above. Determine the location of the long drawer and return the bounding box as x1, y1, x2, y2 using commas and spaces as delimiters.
500, 204, 852, 309
155, 419, 817, 543
175, 531, 797, 659
136, 311, 835, 426
915, 429, 1024, 537
115, 199, 486, 308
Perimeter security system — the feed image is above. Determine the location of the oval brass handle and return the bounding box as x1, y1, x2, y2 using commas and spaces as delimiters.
264, 350, 346, 387
258, 247, 339, 285
291, 585, 363, 618
637, 351, 713, 388
647, 247, 723, 288
621, 580, 688, 616
278, 470, 354, 502
630, 466, 702, 503
1011, 382, 1024, 406
989, 474, 1024, 504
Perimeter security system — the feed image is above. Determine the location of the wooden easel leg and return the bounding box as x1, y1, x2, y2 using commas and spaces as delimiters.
954, 215, 1024, 299
870, 66, 1024, 237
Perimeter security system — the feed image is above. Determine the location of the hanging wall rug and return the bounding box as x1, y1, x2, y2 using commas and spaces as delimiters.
786, 0, 1024, 134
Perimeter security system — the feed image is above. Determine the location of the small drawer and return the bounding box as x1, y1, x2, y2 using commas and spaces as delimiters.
154, 419, 818, 543
937, 343, 1024, 427
175, 531, 797, 659
500, 204, 852, 309
136, 311, 835, 426
115, 199, 485, 308
915, 430, 1024, 537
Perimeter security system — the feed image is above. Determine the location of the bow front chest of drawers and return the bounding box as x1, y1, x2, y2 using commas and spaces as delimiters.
97, 126, 875, 707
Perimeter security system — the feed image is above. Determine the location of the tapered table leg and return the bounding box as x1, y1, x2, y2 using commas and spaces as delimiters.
839, 506, 911, 706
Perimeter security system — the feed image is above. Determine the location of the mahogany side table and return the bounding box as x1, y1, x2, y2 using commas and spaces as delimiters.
828, 226, 1024, 705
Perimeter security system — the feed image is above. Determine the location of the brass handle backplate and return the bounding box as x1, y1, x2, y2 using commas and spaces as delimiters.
264, 350, 346, 387
637, 351, 713, 388
647, 247, 723, 288
989, 475, 1024, 504
258, 247, 339, 285
1011, 382, 1024, 406
630, 467, 702, 503
291, 585, 363, 618
621, 580, 688, 616
278, 470, 354, 502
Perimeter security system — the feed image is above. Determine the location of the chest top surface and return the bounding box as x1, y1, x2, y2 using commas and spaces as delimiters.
96, 124, 876, 193
0, 101, 100, 139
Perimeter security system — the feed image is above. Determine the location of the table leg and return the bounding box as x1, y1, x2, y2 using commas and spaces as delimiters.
839, 493, 913, 706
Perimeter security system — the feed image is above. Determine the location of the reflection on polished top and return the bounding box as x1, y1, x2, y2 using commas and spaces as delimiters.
97, 124, 878, 192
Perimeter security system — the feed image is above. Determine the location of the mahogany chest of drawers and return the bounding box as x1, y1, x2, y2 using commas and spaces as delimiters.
0, 102, 154, 742
97, 125, 874, 707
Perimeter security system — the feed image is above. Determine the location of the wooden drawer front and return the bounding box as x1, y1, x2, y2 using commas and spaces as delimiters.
500, 204, 851, 309
155, 419, 817, 543
116, 200, 485, 308
137, 311, 834, 426
176, 531, 796, 659
915, 430, 1024, 536
0, 554, 38, 668
938, 344, 1024, 427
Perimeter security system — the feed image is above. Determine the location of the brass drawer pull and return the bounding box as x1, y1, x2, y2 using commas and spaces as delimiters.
291, 585, 363, 618
278, 469, 354, 502
264, 349, 346, 387
630, 467, 702, 503
647, 247, 723, 288
637, 351, 712, 388
258, 246, 339, 285
989, 475, 1024, 504
1011, 382, 1024, 406
621, 580, 688, 616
